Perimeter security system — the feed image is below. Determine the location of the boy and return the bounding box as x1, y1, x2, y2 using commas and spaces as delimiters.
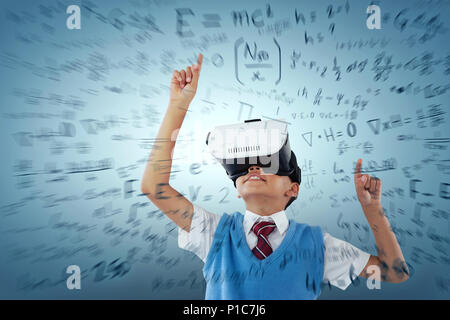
141, 54, 409, 299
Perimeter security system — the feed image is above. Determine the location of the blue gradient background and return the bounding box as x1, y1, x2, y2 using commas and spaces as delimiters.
0, 0, 449, 299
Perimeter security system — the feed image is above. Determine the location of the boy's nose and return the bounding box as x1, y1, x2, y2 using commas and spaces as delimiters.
248, 165, 262, 173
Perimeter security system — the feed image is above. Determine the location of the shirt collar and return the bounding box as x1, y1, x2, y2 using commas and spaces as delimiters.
243, 209, 289, 236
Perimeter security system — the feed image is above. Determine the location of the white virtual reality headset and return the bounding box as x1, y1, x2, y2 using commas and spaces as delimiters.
205, 118, 301, 188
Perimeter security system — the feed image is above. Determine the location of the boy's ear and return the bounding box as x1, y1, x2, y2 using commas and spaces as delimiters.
286, 182, 300, 197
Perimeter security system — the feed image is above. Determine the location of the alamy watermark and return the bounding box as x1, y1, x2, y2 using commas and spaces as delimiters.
66, 5, 81, 30
366, 5, 381, 30
66, 264, 81, 290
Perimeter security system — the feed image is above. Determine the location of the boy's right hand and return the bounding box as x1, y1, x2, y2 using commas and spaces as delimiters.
169, 53, 203, 106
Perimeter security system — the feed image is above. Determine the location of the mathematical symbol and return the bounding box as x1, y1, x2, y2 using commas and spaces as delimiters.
337, 141, 349, 155
201, 13, 221, 28
176, 8, 195, 37
363, 142, 374, 154
367, 119, 381, 135
323, 128, 335, 142
390, 115, 403, 128
235, 37, 281, 85
252, 71, 265, 81
302, 132, 313, 147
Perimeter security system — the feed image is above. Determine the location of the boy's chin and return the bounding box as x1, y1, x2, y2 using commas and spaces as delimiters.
240, 189, 272, 198
238, 181, 273, 196
240, 184, 268, 192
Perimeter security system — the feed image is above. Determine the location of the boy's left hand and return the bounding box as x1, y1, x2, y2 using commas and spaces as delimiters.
354, 158, 382, 209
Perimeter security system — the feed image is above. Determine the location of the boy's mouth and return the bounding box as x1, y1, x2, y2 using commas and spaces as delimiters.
244, 173, 266, 183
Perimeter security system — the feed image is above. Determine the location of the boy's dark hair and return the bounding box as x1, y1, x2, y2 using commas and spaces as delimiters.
285, 197, 296, 210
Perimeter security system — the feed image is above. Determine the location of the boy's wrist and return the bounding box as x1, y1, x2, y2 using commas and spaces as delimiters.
361, 203, 384, 218
169, 99, 190, 111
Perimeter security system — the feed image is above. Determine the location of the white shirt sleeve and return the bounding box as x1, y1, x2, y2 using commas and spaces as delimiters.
322, 232, 371, 290
177, 203, 221, 263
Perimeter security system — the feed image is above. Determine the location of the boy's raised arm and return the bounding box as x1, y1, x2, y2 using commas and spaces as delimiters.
141, 54, 203, 233
353, 158, 410, 283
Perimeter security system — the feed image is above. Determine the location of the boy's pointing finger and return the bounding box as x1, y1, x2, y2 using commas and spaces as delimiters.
197, 53, 203, 70
191, 53, 203, 89
354, 158, 362, 177
356, 158, 362, 173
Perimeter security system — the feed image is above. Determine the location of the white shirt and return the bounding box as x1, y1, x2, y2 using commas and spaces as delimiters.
178, 203, 371, 290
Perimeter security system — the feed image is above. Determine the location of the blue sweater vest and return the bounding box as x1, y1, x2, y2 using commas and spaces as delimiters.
203, 212, 324, 300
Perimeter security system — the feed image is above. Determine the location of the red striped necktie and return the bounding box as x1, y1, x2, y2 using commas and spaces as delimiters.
251, 220, 277, 260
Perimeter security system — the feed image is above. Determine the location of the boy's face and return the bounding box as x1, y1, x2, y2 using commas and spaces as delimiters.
235, 166, 299, 210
